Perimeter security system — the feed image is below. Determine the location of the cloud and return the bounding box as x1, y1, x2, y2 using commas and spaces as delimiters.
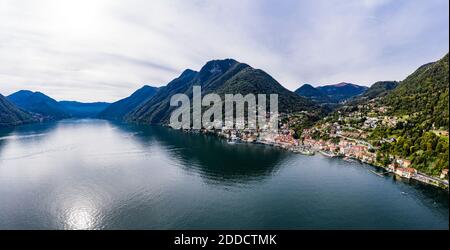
0, 0, 448, 102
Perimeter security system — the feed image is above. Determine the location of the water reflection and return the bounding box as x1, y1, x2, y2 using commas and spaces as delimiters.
116, 123, 291, 184
0, 122, 59, 159
65, 204, 97, 230
0, 119, 447, 229
0, 121, 58, 139
0, 127, 13, 154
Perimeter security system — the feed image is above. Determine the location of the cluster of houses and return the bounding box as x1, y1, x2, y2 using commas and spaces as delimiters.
217, 129, 259, 143
302, 138, 327, 151
300, 128, 426, 180
337, 129, 368, 140
363, 117, 379, 129
338, 141, 376, 164
302, 136, 376, 163
338, 103, 399, 130
274, 134, 298, 148
386, 159, 416, 179
206, 114, 448, 186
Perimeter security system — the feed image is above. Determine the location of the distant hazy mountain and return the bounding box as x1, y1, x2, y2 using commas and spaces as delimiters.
295, 84, 331, 104
59, 101, 110, 118
0, 94, 37, 127
126, 59, 317, 124
98, 86, 159, 120
295, 82, 368, 104
316, 83, 368, 103
7, 90, 70, 120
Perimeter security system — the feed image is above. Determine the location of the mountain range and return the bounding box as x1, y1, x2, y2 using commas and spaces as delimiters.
4, 59, 318, 126
126, 59, 317, 124
7, 90, 71, 120
5, 90, 111, 122
295, 82, 368, 104
1, 55, 448, 131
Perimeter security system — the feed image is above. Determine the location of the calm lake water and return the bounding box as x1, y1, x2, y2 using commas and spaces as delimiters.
0, 119, 448, 229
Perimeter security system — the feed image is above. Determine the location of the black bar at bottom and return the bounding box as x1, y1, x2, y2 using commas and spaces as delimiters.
0, 230, 447, 248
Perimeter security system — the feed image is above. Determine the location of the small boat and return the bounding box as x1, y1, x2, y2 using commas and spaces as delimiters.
301, 150, 315, 156
292, 147, 315, 156
369, 170, 386, 177
319, 151, 336, 158
343, 157, 357, 163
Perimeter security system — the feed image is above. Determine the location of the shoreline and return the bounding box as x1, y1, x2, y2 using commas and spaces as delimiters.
293, 148, 448, 190
199, 129, 449, 190
4, 119, 449, 190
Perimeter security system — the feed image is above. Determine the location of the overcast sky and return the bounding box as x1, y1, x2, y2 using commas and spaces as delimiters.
0, 0, 448, 102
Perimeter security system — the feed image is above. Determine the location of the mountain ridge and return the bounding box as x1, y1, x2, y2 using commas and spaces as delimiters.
125, 59, 319, 124
59, 101, 110, 118
1, 94, 38, 127
7, 90, 70, 120
295, 82, 368, 104
383, 53, 449, 129
98, 85, 160, 120
295, 84, 331, 104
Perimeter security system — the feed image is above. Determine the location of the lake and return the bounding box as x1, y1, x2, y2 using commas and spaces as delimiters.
0, 119, 448, 229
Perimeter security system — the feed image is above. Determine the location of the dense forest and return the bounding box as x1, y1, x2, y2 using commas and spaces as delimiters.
383, 54, 449, 130
370, 54, 449, 176
0, 94, 37, 127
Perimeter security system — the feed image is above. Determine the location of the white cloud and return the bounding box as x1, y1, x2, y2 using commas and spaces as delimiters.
0, 0, 448, 102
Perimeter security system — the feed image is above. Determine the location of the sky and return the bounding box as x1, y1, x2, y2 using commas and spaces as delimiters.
0, 0, 448, 102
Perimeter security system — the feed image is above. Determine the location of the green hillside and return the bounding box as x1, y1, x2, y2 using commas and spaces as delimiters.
370, 53, 449, 176
295, 84, 331, 104
383, 54, 449, 130
362, 81, 399, 100
0, 94, 37, 127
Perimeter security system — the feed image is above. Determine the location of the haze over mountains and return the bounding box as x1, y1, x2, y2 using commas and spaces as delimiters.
59, 101, 111, 118
5, 90, 112, 121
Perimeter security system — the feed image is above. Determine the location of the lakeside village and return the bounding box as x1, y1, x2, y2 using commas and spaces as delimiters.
185, 108, 449, 189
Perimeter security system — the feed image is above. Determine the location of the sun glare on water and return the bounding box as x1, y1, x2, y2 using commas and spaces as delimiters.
66, 207, 97, 230
62, 197, 102, 230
